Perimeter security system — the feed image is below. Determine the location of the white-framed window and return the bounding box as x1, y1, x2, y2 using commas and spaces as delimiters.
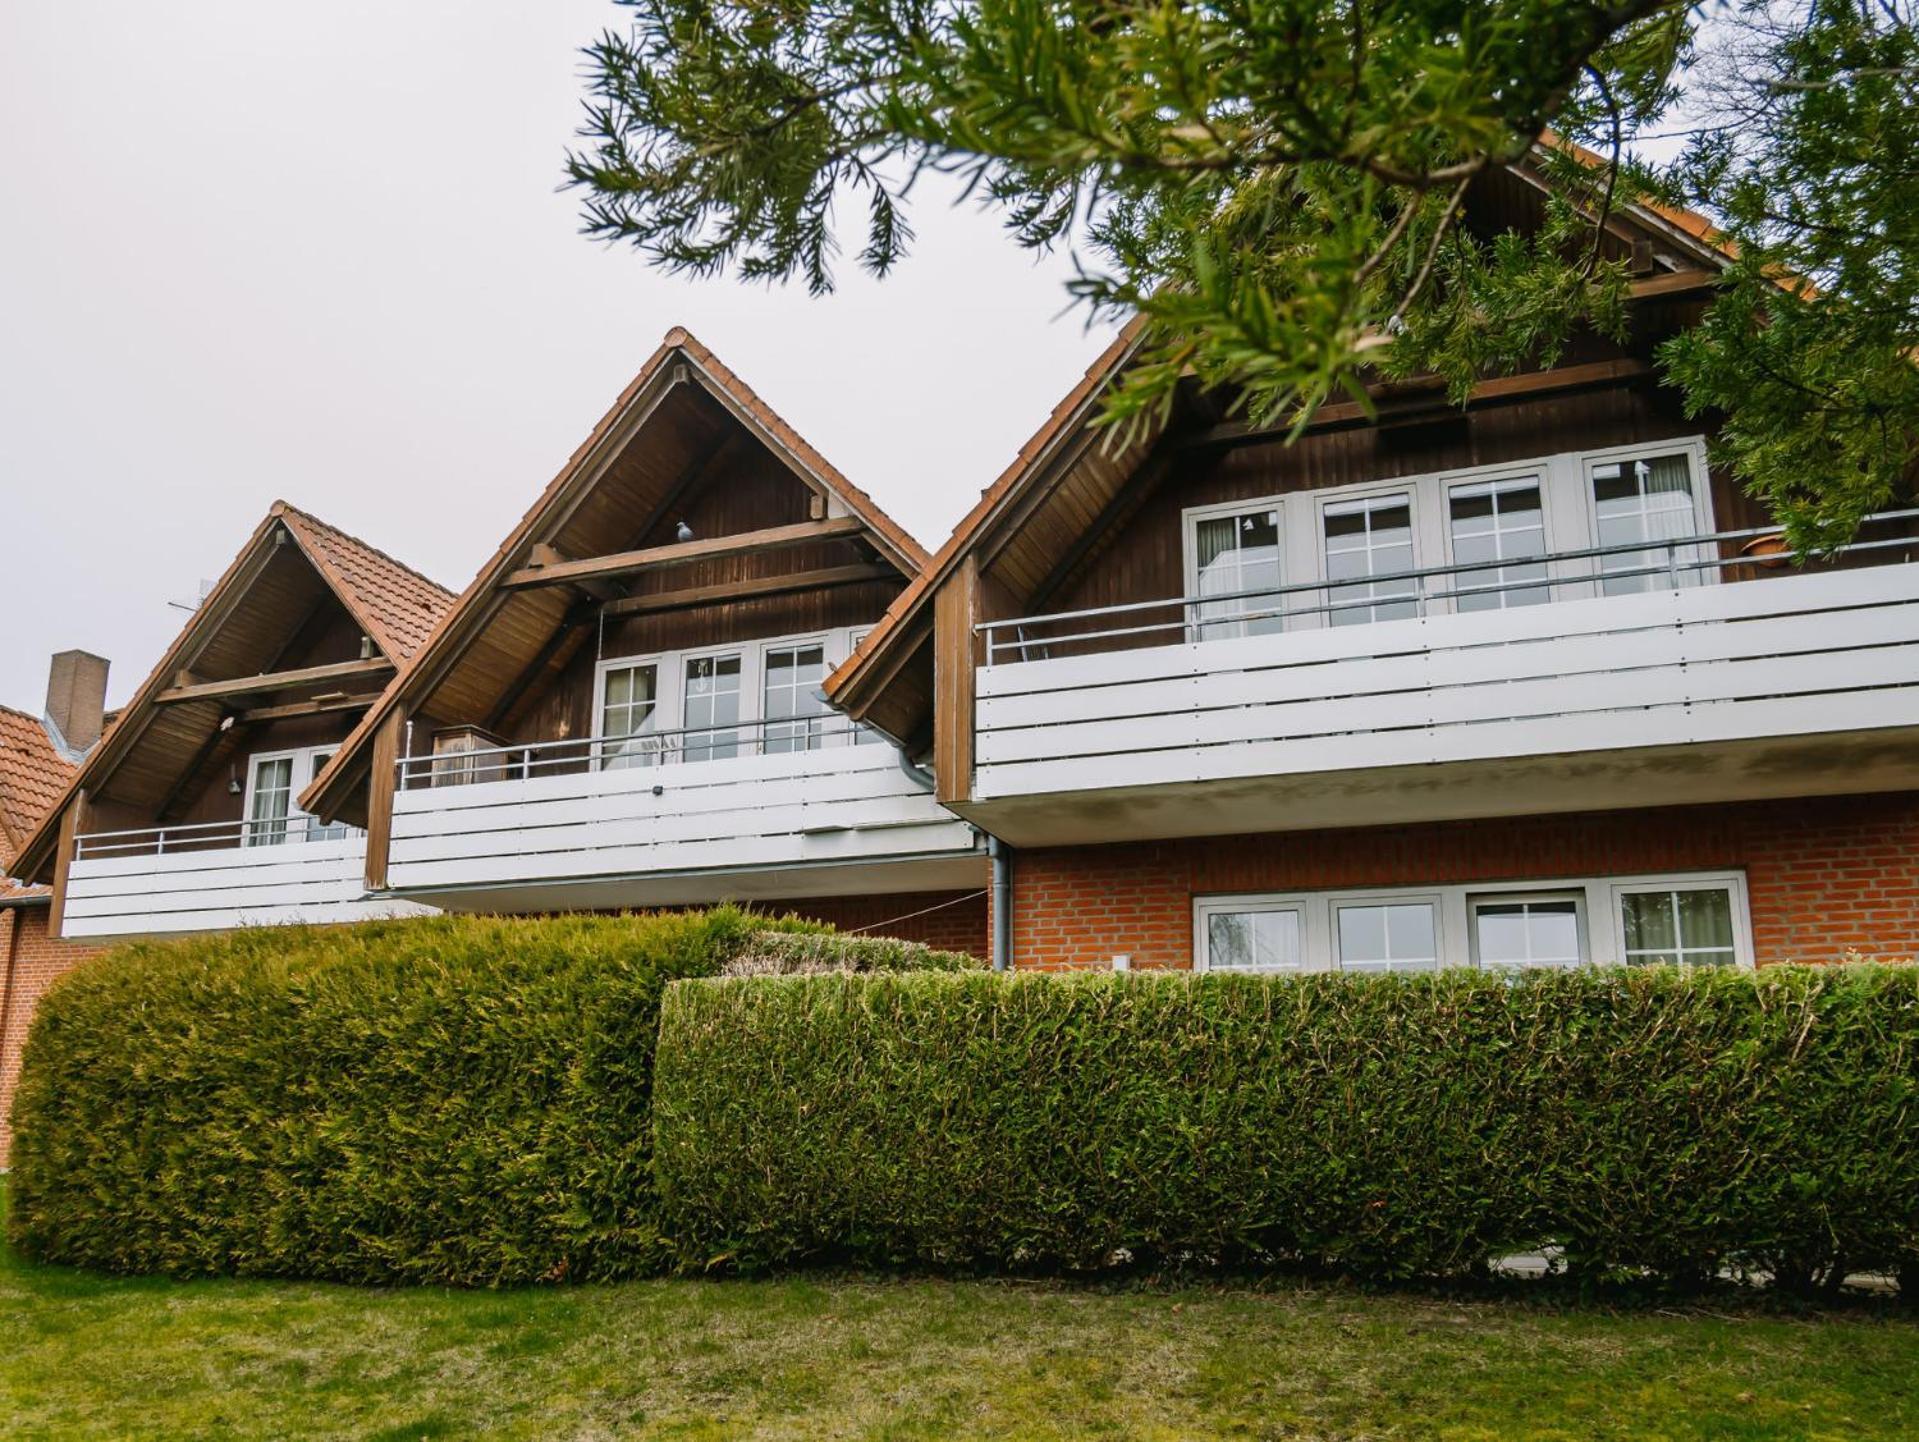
1178, 438, 1713, 630
1584, 443, 1714, 596
1469, 892, 1586, 969
598, 656, 665, 770
1612, 879, 1743, 967
1196, 898, 1307, 972
242, 745, 345, 847
1194, 871, 1751, 973
592, 625, 868, 768
1446, 474, 1551, 611
1185, 501, 1285, 640
1322, 492, 1419, 626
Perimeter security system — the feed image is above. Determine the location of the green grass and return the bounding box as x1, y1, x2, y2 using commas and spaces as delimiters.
3, 1185, 1915, 1440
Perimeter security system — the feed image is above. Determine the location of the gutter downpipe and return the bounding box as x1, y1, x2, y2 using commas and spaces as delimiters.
988, 834, 1011, 972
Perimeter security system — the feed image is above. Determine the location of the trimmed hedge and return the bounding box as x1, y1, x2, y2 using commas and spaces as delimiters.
653, 967, 1919, 1289
7, 908, 855, 1285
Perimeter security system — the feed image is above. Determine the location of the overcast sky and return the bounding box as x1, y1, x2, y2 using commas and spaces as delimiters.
0, 3, 1115, 712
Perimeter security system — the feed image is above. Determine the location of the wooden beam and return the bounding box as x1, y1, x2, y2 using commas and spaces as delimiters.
526, 544, 623, 602
232, 692, 385, 725
48, 787, 87, 939
156, 657, 393, 704
625, 428, 743, 557
1180, 358, 1656, 452
483, 599, 599, 732
363, 708, 406, 892
1628, 267, 1718, 301
933, 555, 981, 807
598, 563, 895, 619
499, 517, 866, 590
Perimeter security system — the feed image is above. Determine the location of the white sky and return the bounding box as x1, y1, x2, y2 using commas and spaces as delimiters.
0, 2, 1115, 712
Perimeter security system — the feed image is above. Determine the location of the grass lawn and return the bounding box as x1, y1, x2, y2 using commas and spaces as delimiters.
1, 1187, 1913, 1440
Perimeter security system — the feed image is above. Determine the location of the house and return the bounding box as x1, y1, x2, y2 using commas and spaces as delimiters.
2, 651, 111, 1164
824, 164, 1919, 973
296, 331, 988, 952
8, 504, 455, 941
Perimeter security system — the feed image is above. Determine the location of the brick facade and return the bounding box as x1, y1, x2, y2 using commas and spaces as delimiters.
1003, 792, 1919, 971
0, 905, 106, 1167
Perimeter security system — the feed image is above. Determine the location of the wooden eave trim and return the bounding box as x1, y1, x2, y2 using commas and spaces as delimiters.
155, 657, 394, 704
499, 517, 868, 590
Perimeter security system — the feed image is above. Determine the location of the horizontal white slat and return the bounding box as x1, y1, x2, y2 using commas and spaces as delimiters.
63, 898, 432, 940
974, 564, 1919, 803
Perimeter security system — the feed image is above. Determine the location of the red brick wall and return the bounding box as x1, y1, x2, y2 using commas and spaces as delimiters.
0, 906, 107, 1167
1006, 793, 1919, 970
772, 889, 989, 957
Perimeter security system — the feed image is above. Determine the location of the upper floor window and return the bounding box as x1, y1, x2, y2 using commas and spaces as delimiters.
1590, 451, 1705, 596
1323, 494, 1417, 625
762, 643, 829, 754
1190, 505, 1283, 639
682, 653, 743, 763
600, 660, 663, 770
243, 746, 346, 846
1447, 476, 1549, 611
1178, 439, 1713, 632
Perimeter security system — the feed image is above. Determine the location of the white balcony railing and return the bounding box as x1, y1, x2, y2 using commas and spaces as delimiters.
63, 818, 428, 939
970, 515, 1919, 817
385, 717, 981, 902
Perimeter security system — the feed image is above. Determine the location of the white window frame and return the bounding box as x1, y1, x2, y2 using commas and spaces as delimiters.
1178, 436, 1715, 630
1193, 894, 1314, 972
1181, 498, 1287, 640
1314, 485, 1430, 628
241, 744, 345, 847
593, 625, 868, 767
1440, 466, 1559, 612
1194, 869, 1753, 973
1466, 890, 1589, 969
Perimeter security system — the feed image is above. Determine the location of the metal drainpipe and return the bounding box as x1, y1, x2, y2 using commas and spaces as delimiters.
989, 834, 1012, 972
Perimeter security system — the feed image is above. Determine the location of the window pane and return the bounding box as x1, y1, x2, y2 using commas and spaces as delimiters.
1323, 496, 1417, 626
1338, 902, 1437, 972
1194, 509, 1283, 640
601, 663, 661, 769
1594, 454, 1698, 596
1473, 897, 1582, 968
303, 750, 349, 842
1622, 888, 1736, 966
1449, 479, 1548, 611
1207, 909, 1302, 971
683, 654, 743, 763
247, 757, 293, 846
764, 645, 828, 754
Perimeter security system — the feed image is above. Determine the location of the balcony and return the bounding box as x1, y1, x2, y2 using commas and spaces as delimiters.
385, 716, 984, 911
64, 818, 430, 940
966, 515, 1919, 846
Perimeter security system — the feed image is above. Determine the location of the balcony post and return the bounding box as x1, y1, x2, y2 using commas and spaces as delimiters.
47, 787, 89, 940
363, 707, 407, 893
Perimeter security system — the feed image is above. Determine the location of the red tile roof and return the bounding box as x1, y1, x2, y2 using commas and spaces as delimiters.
0, 703, 78, 896
276, 504, 454, 662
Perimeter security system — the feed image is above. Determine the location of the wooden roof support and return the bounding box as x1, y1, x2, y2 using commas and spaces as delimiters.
598, 562, 894, 619
155, 657, 394, 704
232, 692, 387, 724
500, 517, 867, 591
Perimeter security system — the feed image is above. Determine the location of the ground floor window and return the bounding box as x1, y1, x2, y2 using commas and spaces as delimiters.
1194, 872, 1750, 973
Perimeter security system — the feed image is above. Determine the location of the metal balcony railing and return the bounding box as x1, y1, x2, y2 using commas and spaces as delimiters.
394, 713, 883, 790
73, 815, 361, 860
976, 512, 1919, 665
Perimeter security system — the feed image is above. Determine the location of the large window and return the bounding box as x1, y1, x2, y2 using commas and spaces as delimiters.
593, 627, 868, 769
1448, 477, 1549, 611
243, 745, 347, 847
1191, 505, 1284, 639
1323, 494, 1418, 625
1180, 439, 1712, 629
1591, 451, 1703, 596
599, 660, 663, 770
1196, 872, 1748, 972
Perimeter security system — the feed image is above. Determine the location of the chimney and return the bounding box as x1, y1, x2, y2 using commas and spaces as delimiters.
45, 650, 110, 754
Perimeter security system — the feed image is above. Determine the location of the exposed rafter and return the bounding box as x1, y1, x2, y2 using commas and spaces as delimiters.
499, 517, 867, 591
155, 657, 394, 705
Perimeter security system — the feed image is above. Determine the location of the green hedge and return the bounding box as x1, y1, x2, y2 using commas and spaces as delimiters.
653, 967, 1919, 1289
6, 908, 824, 1285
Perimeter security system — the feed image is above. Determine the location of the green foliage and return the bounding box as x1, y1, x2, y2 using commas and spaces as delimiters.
654, 966, 1919, 1289
5, 908, 825, 1285
572, 0, 1917, 541
723, 928, 983, 975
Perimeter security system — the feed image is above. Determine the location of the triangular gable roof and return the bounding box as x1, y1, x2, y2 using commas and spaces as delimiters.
9, 504, 453, 884
0, 703, 78, 884
300, 327, 929, 823
826, 157, 1741, 733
